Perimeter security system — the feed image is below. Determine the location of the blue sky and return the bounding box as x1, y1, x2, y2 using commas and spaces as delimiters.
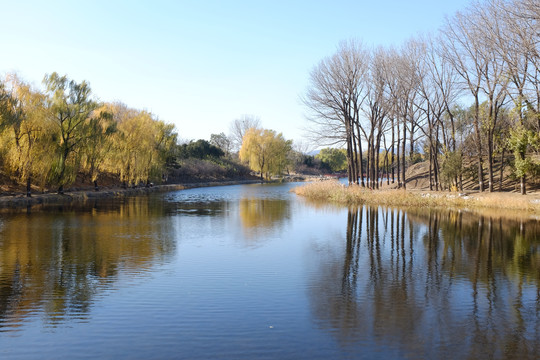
1, 0, 471, 145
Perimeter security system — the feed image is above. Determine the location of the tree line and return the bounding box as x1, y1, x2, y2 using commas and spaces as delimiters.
0, 72, 177, 195
303, 0, 540, 194
0, 75, 303, 195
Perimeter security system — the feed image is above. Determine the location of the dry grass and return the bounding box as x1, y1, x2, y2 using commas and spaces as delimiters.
292, 180, 540, 214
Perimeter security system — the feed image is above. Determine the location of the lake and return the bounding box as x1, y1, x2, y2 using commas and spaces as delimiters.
0, 182, 539, 359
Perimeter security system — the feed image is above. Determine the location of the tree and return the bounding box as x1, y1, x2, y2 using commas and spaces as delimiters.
490, 0, 540, 194
440, 151, 463, 190
81, 105, 116, 190
44, 72, 98, 194
0, 74, 50, 196
441, 8, 488, 192
178, 139, 224, 159
362, 47, 391, 189
112, 108, 174, 187
395, 40, 423, 190
303, 40, 369, 185
507, 124, 539, 194
210, 132, 232, 156
316, 148, 347, 172
229, 115, 261, 152
239, 127, 292, 180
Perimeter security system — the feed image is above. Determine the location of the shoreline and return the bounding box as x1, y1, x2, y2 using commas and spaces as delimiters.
292, 180, 540, 219
0, 180, 262, 210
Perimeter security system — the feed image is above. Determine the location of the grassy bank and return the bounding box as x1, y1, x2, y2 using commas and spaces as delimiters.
292, 180, 540, 214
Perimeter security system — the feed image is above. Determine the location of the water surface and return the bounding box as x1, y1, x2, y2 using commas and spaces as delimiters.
0, 183, 539, 359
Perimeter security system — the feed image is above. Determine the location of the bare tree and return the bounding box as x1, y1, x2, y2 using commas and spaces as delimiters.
491, 0, 540, 194
229, 114, 261, 152
441, 7, 488, 192
387, 41, 422, 190
303, 0, 539, 194
302, 39, 369, 185
518, 0, 540, 21
362, 48, 391, 189
415, 35, 463, 190
473, 1, 510, 192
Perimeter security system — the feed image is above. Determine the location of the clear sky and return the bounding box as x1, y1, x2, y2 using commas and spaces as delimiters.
1, 0, 472, 145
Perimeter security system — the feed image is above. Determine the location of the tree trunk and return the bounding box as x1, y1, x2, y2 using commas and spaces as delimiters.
26, 176, 31, 197
371, 139, 376, 189
487, 129, 494, 192
358, 133, 365, 187
385, 152, 390, 186
402, 118, 407, 190
434, 153, 440, 191
473, 98, 484, 192
94, 179, 99, 191
351, 122, 359, 185
391, 118, 395, 184
499, 148, 505, 192
57, 147, 69, 195
346, 124, 353, 185
375, 135, 381, 190
366, 139, 371, 188
397, 123, 401, 188
434, 124, 440, 191
520, 151, 526, 195
428, 122, 433, 191
429, 148, 433, 191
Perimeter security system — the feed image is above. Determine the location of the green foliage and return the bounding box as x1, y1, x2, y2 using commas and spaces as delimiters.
171, 157, 252, 181
409, 152, 424, 165
507, 124, 539, 178
440, 151, 463, 187
178, 139, 224, 160
48, 154, 77, 187
463, 163, 478, 183
315, 148, 347, 172
210, 133, 232, 156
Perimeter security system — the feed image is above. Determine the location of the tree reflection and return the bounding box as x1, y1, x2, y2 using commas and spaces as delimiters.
0, 197, 175, 330
238, 198, 290, 239
309, 206, 540, 358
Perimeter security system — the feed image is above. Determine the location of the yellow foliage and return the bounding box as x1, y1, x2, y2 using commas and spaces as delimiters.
239, 127, 292, 179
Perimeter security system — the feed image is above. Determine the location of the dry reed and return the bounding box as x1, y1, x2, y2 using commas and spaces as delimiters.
292, 180, 540, 214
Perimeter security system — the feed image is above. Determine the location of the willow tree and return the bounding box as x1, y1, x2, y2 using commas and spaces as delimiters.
0, 74, 50, 196
44, 72, 97, 194
81, 105, 116, 190
114, 109, 153, 187
239, 127, 292, 180
303, 40, 369, 185
108, 103, 177, 188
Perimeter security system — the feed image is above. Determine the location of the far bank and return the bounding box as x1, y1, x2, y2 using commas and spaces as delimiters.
0, 180, 263, 210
